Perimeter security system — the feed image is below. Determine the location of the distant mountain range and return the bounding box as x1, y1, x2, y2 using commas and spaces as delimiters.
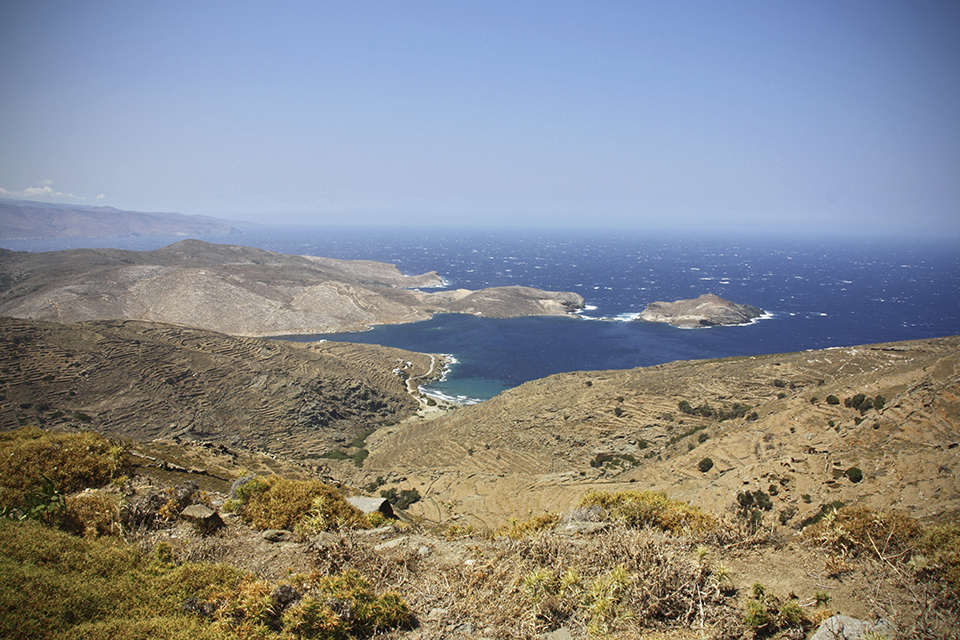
0, 199, 242, 239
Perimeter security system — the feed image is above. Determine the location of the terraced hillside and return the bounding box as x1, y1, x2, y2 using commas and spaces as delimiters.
0, 317, 440, 458
357, 336, 960, 530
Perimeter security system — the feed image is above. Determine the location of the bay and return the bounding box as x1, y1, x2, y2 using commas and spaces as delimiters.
5, 225, 959, 403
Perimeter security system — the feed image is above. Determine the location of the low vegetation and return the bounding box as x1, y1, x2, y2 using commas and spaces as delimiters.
677, 399, 758, 422
577, 489, 720, 537
4, 423, 960, 639
228, 476, 368, 532
0, 519, 411, 640
0, 426, 127, 514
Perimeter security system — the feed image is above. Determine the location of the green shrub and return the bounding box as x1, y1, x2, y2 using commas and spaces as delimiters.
578, 490, 717, 535
0, 519, 233, 640
500, 513, 561, 539
845, 393, 866, 409
826, 395, 840, 405
232, 476, 366, 531
778, 600, 805, 627
845, 467, 863, 483
918, 524, 960, 596
736, 490, 773, 533
698, 458, 714, 473
804, 506, 922, 559
742, 599, 769, 627
0, 427, 127, 513
307, 570, 412, 636
798, 501, 845, 529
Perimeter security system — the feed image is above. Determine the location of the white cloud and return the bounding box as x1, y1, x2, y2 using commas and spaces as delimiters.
0, 183, 86, 200
95, 193, 106, 199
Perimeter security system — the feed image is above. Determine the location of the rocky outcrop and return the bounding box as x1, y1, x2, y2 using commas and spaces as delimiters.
0, 240, 583, 336
637, 293, 764, 327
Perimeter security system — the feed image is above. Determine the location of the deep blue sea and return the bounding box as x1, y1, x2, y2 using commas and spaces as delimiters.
5, 226, 958, 403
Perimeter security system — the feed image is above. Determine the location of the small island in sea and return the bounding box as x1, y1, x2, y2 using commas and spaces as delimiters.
638, 292, 765, 328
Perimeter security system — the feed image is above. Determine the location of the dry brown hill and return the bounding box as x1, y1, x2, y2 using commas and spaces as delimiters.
356, 336, 960, 530
0, 240, 583, 335
0, 316, 441, 459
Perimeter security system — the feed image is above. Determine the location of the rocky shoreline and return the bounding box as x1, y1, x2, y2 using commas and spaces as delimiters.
638, 292, 765, 328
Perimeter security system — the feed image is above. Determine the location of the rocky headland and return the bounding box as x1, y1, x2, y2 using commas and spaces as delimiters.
638, 292, 765, 327
0, 239, 584, 336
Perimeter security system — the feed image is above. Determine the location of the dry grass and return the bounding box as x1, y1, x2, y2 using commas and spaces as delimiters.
339, 523, 745, 639
0, 426, 127, 510
803, 505, 960, 639
577, 490, 722, 538
231, 476, 367, 532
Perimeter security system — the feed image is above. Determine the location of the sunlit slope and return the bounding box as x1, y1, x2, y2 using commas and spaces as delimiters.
362, 336, 960, 527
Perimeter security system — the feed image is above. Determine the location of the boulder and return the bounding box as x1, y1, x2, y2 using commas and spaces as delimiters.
180, 503, 224, 534
346, 496, 396, 519
809, 615, 892, 640
261, 529, 294, 542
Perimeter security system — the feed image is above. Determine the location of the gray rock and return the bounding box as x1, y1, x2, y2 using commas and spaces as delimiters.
179, 503, 224, 534
354, 525, 394, 537
425, 607, 447, 621
346, 496, 396, 518
230, 476, 256, 498
374, 536, 409, 552
810, 615, 892, 640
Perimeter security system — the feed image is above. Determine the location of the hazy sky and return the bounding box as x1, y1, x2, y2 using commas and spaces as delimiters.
1, 1, 958, 236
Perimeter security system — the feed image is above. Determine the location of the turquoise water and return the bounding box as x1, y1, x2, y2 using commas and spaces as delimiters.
7, 226, 959, 403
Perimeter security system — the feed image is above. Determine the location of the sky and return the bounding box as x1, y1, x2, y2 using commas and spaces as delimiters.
1, 1, 959, 237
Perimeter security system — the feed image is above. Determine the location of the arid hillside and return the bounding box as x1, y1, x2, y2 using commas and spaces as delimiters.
0, 240, 584, 335
2, 318, 959, 638
0, 316, 441, 458
356, 336, 960, 530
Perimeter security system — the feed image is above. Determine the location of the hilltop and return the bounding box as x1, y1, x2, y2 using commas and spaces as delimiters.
0, 240, 584, 335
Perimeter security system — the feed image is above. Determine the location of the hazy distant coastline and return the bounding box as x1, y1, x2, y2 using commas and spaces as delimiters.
0, 199, 243, 240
